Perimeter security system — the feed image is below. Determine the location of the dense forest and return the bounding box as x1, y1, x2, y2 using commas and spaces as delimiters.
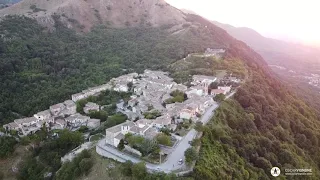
0, 15, 225, 125
0, 136, 17, 158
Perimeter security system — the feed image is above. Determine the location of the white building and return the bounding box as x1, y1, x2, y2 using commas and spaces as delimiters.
192, 75, 217, 86
105, 121, 136, 147
105, 120, 158, 147
186, 87, 204, 97
83, 102, 100, 114
71, 93, 87, 102
87, 119, 101, 129
65, 113, 90, 127
50, 103, 66, 116
211, 89, 226, 96
114, 84, 129, 92
152, 115, 172, 129
204, 48, 226, 57
179, 104, 199, 120
179, 109, 193, 120
34, 110, 52, 121
54, 119, 67, 129
14, 117, 38, 127
218, 86, 231, 93
3, 122, 20, 131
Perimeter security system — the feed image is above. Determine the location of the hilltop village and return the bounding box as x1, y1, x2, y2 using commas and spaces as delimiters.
1, 48, 243, 174
2, 49, 243, 170
2, 69, 238, 136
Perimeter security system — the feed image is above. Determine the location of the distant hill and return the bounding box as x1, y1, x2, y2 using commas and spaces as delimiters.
0, 0, 21, 4
212, 21, 320, 73
0, 0, 21, 9
0, 0, 187, 31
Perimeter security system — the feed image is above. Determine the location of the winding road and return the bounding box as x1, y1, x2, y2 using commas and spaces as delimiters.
96, 92, 235, 173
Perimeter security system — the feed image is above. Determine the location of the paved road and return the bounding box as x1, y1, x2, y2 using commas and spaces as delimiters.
96, 91, 236, 173
96, 102, 220, 173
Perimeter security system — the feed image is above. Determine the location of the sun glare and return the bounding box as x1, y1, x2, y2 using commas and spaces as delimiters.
166, 0, 320, 45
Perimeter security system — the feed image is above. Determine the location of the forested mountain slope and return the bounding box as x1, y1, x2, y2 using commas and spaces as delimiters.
0, 0, 319, 179
0, 14, 231, 124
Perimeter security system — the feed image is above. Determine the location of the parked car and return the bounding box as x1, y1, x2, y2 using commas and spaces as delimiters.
178, 159, 183, 165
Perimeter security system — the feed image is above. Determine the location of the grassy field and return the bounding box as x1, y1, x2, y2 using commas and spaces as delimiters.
0, 145, 31, 180
78, 149, 130, 180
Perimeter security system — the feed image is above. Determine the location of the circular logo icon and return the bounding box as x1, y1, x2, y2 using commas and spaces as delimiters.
271, 167, 281, 177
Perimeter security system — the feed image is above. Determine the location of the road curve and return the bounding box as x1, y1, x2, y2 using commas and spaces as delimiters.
96, 92, 236, 173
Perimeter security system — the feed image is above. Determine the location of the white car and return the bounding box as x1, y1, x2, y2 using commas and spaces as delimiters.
178, 159, 183, 165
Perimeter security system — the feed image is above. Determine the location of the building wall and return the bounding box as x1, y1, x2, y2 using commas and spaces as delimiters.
105, 130, 116, 146
114, 138, 120, 147
87, 121, 100, 129
124, 145, 142, 157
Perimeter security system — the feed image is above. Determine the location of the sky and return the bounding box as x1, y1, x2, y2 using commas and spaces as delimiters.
166, 0, 320, 45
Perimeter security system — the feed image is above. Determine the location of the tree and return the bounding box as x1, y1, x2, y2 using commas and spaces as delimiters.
117, 139, 125, 151
127, 135, 144, 147
122, 160, 133, 176
127, 82, 133, 91
132, 162, 147, 179
77, 126, 88, 133
191, 138, 201, 147
209, 82, 218, 89
0, 136, 17, 158
79, 158, 93, 175
195, 122, 204, 132
184, 147, 198, 165
165, 90, 187, 104
160, 127, 171, 136
156, 133, 171, 146
139, 139, 159, 156
214, 93, 226, 103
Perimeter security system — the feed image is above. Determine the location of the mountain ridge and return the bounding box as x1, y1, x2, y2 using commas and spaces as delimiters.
212, 20, 320, 72
0, 0, 187, 31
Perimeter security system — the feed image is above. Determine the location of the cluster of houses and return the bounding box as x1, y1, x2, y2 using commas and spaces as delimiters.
3, 98, 101, 136
3, 68, 239, 140
105, 70, 239, 149
305, 73, 320, 88
3, 85, 119, 137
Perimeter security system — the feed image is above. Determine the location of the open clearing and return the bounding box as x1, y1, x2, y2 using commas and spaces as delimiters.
78, 149, 129, 180
0, 145, 31, 180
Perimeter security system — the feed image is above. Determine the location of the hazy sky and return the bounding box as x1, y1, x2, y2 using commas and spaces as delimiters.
166, 0, 320, 44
